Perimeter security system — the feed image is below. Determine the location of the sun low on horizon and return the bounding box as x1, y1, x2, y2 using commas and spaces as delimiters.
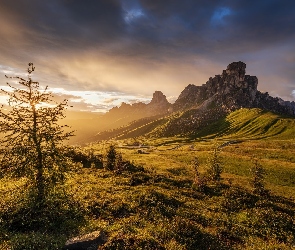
0, 1, 295, 113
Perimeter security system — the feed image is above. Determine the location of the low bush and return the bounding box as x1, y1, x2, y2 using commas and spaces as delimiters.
221, 187, 257, 213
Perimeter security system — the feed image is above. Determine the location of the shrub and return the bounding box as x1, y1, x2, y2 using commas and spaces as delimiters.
105, 145, 126, 173
191, 157, 206, 191
105, 145, 117, 171
250, 159, 269, 196
206, 145, 222, 182
221, 187, 257, 213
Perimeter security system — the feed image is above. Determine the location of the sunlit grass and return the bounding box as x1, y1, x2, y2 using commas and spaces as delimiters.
1, 131, 295, 249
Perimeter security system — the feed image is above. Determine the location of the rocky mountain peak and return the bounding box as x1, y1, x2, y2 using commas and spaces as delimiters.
173, 61, 295, 116
150, 91, 169, 105
224, 61, 246, 81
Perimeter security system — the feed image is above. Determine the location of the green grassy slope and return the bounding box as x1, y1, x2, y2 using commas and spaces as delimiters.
91, 115, 167, 141
90, 108, 295, 141
192, 108, 295, 140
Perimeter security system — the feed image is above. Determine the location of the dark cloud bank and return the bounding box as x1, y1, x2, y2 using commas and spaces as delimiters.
0, 0, 295, 110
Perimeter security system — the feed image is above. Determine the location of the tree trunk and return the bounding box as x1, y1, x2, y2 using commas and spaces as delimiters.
36, 168, 45, 203
32, 104, 45, 203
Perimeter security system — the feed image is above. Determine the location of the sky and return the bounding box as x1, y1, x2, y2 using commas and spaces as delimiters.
0, 0, 295, 112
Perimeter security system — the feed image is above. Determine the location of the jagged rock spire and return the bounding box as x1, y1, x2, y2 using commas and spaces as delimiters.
150, 91, 169, 105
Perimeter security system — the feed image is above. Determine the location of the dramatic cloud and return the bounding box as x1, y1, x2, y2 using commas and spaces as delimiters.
48, 87, 150, 112
0, 0, 294, 111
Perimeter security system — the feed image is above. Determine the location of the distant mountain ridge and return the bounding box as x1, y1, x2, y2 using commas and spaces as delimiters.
73, 62, 295, 143
105, 90, 172, 120
108, 61, 295, 119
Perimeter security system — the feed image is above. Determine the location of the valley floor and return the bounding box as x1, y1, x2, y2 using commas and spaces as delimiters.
1, 137, 295, 249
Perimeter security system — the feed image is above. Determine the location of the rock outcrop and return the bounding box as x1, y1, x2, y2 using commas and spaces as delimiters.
146, 90, 171, 113
173, 61, 295, 116
149, 91, 170, 105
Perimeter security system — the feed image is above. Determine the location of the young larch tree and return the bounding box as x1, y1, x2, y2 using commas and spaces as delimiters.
0, 63, 74, 203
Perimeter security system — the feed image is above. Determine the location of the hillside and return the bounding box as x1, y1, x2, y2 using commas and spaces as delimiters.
158, 108, 295, 140
201, 108, 295, 140
84, 108, 295, 142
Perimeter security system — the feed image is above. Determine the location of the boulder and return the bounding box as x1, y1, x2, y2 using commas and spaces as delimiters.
62, 231, 106, 250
